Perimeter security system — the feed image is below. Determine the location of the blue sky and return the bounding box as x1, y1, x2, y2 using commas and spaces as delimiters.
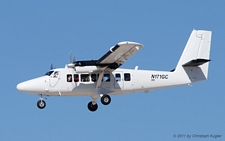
1, 1, 225, 140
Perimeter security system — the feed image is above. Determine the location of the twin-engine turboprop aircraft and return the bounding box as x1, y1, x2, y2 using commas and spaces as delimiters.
17, 30, 212, 112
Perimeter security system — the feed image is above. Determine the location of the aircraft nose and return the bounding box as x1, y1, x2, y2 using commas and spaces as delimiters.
16, 82, 27, 92
16, 76, 49, 93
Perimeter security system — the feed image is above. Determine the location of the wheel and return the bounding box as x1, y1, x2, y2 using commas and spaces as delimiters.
37, 100, 46, 109
101, 95, 111, 105
87, 101, 98, 112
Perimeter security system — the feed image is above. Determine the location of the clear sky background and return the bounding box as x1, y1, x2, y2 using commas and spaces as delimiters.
0, 1, 224, 141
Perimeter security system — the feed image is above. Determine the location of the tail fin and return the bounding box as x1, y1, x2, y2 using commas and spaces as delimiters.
175, 30, 212, 82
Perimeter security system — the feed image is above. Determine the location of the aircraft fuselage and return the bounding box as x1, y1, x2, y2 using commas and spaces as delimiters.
17, 67, 191, 97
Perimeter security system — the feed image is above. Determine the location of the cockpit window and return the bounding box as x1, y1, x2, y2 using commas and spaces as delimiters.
45, 71, 54, 76
53, 71, 59, 78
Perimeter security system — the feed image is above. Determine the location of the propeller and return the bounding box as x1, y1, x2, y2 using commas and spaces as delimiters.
67, 52, 76, 68
50, 63, 54, 70
69, 52, 76, 63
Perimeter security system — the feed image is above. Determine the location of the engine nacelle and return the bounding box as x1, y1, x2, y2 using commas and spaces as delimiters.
75, 66, 99, 73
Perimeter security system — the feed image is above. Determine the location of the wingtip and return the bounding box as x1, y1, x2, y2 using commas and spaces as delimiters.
118, 41, 143, 49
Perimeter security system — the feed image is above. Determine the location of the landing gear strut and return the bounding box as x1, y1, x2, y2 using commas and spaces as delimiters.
87, 101, 98, 112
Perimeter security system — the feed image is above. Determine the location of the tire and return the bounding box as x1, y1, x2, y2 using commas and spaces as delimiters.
101, 95, 111, 105
87, 101, 98, 112
37, 100, 46, 109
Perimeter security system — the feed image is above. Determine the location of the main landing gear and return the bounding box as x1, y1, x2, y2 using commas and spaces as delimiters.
87, 94, 111, 112
101, 95, 111, 105
37, 94, 46, 109
87, 102, 98, 112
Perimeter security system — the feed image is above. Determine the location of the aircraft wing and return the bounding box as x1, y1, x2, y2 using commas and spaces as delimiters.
74, 41, 143, 72
97, 41, 143, 71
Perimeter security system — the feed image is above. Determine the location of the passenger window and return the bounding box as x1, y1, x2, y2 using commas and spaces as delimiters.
74, 74, 79, 82
67, 74, 72, 82
91, 74, 97, 82
103, 74, 110, 82
124, 73, 131, 81
81, 74, 90, 82
115, 74, 121, 82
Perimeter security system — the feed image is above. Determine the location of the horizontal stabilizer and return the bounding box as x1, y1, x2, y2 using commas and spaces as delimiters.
182, 59, 210, 67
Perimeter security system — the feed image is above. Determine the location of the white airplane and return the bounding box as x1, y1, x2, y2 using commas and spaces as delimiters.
17, 30, 212, 112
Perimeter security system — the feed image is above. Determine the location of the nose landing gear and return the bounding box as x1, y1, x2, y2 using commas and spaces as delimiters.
37, 94, 46, 109
37, 99, 46, 109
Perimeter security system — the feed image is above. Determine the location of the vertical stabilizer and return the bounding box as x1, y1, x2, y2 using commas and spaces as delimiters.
175, 30, 212, 82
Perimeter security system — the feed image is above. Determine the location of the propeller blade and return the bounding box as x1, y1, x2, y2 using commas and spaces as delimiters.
50, 63, 54, 70
69, 51, 76, 63
73, 55, 76, 63
69, 52, 73, 63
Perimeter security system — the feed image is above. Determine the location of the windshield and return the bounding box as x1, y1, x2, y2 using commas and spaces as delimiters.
45, 71, 54, 76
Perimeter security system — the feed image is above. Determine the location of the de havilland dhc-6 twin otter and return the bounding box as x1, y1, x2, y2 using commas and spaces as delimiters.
17, 30, 212, 112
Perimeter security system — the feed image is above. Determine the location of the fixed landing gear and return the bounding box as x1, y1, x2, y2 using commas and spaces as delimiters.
87, 95, 111, 112
101, 95, 111, 105
37, 94, 46, 109
35, 94, 111, 111
87, 101, 98, 112
37, 100, 46, 109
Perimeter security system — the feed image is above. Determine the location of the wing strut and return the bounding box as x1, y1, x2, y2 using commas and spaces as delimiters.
96, 70, 104, 89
